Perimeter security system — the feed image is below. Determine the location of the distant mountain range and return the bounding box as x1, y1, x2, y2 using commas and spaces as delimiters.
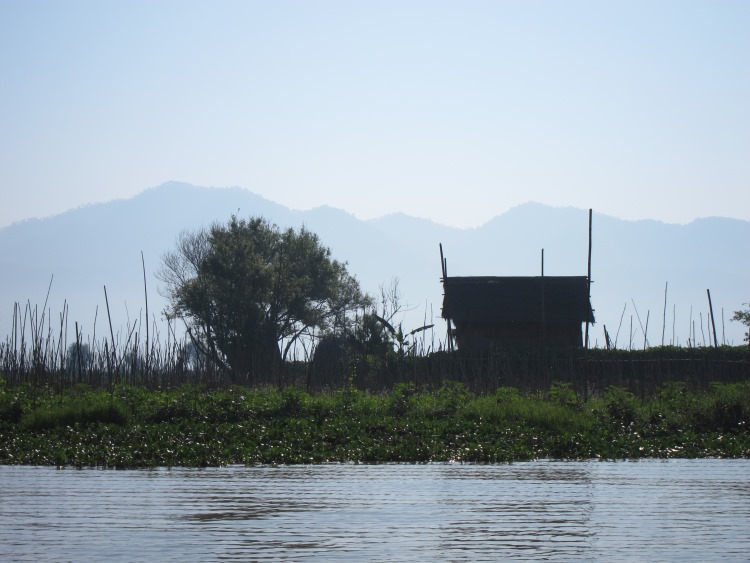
1, 182, 748, 348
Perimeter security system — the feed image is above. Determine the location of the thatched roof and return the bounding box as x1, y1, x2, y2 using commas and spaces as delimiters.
441, 276, 594, 324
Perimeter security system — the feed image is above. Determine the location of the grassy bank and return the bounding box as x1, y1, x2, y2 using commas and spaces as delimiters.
1, 379, 749, 468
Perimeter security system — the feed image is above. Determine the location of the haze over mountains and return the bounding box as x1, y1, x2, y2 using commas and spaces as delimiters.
1, 182, 748, 348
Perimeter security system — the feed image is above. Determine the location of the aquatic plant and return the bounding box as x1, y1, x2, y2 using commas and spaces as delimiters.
1, 378, 747, 468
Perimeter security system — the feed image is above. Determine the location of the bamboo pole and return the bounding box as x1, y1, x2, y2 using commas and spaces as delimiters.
631, 299, 648, 348
707, 289, 719, 348
615, 302, 627, 349
142, 251, 150, 374
75, 321, 82, 383
439, 243, 454, 352
541, 248, 545, 346
104, 285, 116, 388
661, 281, 668, 346
585, 209, 592, 350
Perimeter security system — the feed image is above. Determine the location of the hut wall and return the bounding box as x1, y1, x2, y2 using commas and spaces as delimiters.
455, 321, 583, 350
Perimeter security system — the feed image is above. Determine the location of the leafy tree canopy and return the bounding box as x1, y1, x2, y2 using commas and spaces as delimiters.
732, 303, 750, 344
159, 216, 370, 381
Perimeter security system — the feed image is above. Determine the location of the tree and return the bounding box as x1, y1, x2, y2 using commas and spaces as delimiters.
158, 216, 370, 381
732, 304, 750, 345
66, 342, 92, 374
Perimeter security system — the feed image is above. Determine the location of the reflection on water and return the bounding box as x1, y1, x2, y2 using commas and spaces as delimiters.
1, 460, 749, 561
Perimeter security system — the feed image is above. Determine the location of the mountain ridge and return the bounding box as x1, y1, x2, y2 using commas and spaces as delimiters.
5, 183, 727, 232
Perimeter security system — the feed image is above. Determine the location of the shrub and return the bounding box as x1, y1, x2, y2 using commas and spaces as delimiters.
605, 386, 640, 427
548, 381, 579, 409
23, 400, 129, 429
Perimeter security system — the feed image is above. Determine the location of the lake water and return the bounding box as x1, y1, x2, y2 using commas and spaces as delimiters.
1, 460, 749, 561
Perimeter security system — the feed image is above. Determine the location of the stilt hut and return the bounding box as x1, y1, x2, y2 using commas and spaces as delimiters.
441, 275, 594, 350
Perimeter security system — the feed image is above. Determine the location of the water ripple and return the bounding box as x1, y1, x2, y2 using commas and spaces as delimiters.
1, 460, 749, 561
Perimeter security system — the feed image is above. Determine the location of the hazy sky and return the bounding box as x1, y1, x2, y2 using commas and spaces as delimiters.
1, 0, 748, 229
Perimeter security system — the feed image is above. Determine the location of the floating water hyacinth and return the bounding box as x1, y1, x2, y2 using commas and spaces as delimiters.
0, 380, 748, 468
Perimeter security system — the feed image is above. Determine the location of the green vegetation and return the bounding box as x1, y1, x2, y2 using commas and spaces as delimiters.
1, 378, 748, 468
158, 216, 369, 383
733, 303, 750, 344
1, 220, 748, 468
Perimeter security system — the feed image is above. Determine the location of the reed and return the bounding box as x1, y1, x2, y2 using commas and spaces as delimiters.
1, 298, 748, 398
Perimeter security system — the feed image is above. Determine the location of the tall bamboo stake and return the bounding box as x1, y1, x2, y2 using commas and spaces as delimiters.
142, 251, 150, 374
585, 209, 592, 350
661, 281, 668, 346
439, 243, 454, 352
706, 289, 719, 348
75, 321, 82, 383
615, 302, 627, 349
104, 285, 116, 384
541, 248, 546, 346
